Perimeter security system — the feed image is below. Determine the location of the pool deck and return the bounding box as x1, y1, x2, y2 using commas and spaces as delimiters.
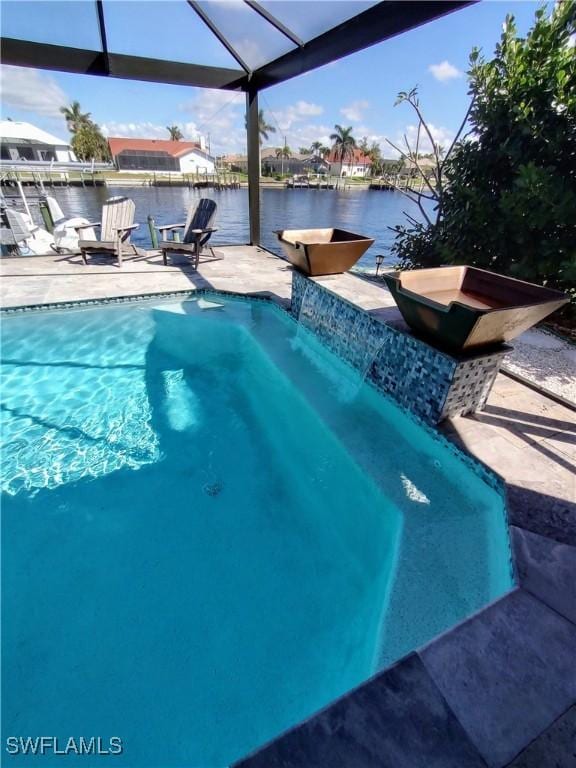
0, 244, 293, 309
2, 246, 575, 768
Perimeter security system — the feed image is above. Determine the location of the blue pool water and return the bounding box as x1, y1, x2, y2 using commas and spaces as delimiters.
1, 296, 514, 766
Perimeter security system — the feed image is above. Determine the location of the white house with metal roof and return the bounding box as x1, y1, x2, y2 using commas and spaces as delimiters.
0, 121, 76, 163
108, 138, 215, 174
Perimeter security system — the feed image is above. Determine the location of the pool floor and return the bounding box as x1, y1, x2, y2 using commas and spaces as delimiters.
1, 296, 513, 766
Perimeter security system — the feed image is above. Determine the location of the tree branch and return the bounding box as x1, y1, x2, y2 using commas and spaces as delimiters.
441, 96, 475, 173
388, 181, 434, 227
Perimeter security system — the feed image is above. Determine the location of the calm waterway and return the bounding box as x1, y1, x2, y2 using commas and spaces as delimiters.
43, 185, 429, 268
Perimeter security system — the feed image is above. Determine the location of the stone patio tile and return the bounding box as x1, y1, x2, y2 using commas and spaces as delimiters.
507, 483, 576, 546
511, 527, 576, 624
420, 589, 576, 768
490, 373, 525, 398
310, 273, 398, 312
1, 246, 295, 309
504, 705, 576, 767
477, 391, 576, 448
540, 431, 576, 464
478, 410, 575, 453
445, 414, 529, 451
234, 654, 487, 768
483, 389, 573, 431
453, 433, 575, 502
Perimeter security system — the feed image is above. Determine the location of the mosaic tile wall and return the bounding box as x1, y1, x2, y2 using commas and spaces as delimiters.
291, 271, 509, 424
440, 350, 508, 420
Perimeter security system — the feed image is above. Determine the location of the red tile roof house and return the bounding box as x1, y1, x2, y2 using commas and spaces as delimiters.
326, 148, 372, 178
108, 138, 215, 174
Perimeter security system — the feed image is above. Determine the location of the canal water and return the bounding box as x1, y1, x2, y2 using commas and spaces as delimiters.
34, 185, 430, 269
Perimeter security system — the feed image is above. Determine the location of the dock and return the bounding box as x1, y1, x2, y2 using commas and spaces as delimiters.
0, 164, 241, 191
369, 174, 430, 192
285, 175, 343, 190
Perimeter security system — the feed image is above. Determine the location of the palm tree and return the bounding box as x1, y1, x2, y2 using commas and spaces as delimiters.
245, 109, 276, 145
60, 101, 91, 134
329, 125, 357, 169
310, 141, 323, 156
167, 125, 183, 141
368, 141, 382, 176
257, 110, 276, 144
275, 145, 291, 176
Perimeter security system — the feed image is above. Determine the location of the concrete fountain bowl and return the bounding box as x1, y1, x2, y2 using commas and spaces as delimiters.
274, 228, 374, 277
384, 266, 569, 353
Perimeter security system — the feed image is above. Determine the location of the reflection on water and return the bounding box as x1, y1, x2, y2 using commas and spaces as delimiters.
1, 306, 160, 495
28, 185, 430, 267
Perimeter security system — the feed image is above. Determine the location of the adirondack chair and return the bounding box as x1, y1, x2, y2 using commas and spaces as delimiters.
0, 205, 55, 256
75, 196, 142, 267
158, 198, 220, 269
1, 206, 30, 255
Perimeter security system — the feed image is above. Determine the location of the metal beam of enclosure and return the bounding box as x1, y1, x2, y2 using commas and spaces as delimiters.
0, 38, 247, 90
187, 0, 252, 75
246, 89, 261, 245
250, 0, 474, 90
95, 0, 110, 76
243, 1, 305, 49
1, 2, 475, 92
1, 1, 476, 248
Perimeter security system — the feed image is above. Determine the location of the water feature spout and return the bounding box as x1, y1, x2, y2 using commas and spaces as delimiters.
359, 335, 386, 383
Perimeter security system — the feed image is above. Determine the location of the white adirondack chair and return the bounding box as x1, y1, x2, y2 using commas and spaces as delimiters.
76, 196, 142, 267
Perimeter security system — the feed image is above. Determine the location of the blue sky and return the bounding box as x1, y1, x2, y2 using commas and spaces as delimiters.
1, 0, 540, 156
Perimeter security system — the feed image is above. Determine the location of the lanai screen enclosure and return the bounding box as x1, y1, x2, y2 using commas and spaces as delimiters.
1, 0, 474, 244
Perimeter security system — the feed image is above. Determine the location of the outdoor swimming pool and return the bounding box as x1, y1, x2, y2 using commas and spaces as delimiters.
1, 295, 514, 766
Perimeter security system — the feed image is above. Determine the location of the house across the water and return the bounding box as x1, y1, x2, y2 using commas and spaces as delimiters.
222, 149, 330, 176
108, 138, 215, 174
0, 120, 76, 163
326, 148, 372, 177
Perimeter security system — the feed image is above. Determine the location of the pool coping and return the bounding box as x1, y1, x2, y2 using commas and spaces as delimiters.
3, 289, 574, 768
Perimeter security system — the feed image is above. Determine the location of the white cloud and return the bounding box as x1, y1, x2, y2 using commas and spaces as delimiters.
0, 65, 68, 120
403, 122, 455, 154
231, 39, 264, 69
99, 121, 203, 142
272, 101, 323, 132
181, 121, 200, 138
180, 90, 245, 152
264, 123, 332, 152
428, 60, 462, 82
340, 100, 369, 122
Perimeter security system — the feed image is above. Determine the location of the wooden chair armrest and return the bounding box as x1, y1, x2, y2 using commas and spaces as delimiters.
190, 227, 218, 234
114, 223, 139, 233
158, 222, 186, 232
74, 221, 101, 231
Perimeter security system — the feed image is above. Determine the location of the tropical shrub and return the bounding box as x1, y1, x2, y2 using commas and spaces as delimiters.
391, 1, 576, 311
71, 122, 111, 162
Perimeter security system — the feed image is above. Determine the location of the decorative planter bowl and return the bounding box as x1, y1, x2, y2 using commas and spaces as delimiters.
274, 228, 374, 276
384, 266, 569, 352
